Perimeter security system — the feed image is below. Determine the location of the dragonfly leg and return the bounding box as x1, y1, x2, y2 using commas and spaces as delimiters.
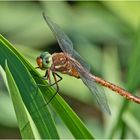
46, 72, 62, 104
43, 69, 51, 84
49, 72, 62, 86
37, 69, 52, 86
38, 71, 62, 88
33, 74, 62, 114
35, 66, 39, 69
21, 121, 30, 132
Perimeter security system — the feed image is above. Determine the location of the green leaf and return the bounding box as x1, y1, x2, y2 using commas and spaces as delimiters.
0, 35, 94, 138
5, 60, 35, 138
0, 34, 59, 139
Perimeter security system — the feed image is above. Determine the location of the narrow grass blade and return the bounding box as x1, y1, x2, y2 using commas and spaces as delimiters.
5, 61, 36, 139
0, 34, 59, 139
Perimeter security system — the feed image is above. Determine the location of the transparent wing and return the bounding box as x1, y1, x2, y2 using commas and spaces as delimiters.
81, 75, 111, 115
43, 13, 73, 55
72, 50, 90, 71
42, 12, 90, 71
73, 63, 111, 115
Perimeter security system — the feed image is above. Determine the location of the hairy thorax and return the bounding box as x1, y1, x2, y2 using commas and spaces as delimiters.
51, 52, 80, 78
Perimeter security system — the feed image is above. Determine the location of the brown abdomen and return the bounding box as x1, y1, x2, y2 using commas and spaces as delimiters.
52, 53, 80, 78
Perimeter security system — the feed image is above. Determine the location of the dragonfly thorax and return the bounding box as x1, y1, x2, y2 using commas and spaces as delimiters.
36, 52, 52, 70
52, 52, 80, 78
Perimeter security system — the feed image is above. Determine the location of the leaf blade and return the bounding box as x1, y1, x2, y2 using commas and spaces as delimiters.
0, 34, 59, 139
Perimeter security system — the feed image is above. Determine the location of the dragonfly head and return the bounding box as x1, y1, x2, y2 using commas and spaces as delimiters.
36, 52, 52, 70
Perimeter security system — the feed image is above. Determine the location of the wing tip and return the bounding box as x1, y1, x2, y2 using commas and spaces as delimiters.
102, 104, 111, 116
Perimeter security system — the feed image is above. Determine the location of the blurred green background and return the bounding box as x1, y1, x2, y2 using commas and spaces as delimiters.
0, 1, 140, 139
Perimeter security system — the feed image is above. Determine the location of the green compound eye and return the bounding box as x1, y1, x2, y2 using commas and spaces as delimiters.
36, 52, 52, 70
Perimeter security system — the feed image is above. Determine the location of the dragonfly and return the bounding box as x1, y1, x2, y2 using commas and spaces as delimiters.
36, 12, 140, 115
